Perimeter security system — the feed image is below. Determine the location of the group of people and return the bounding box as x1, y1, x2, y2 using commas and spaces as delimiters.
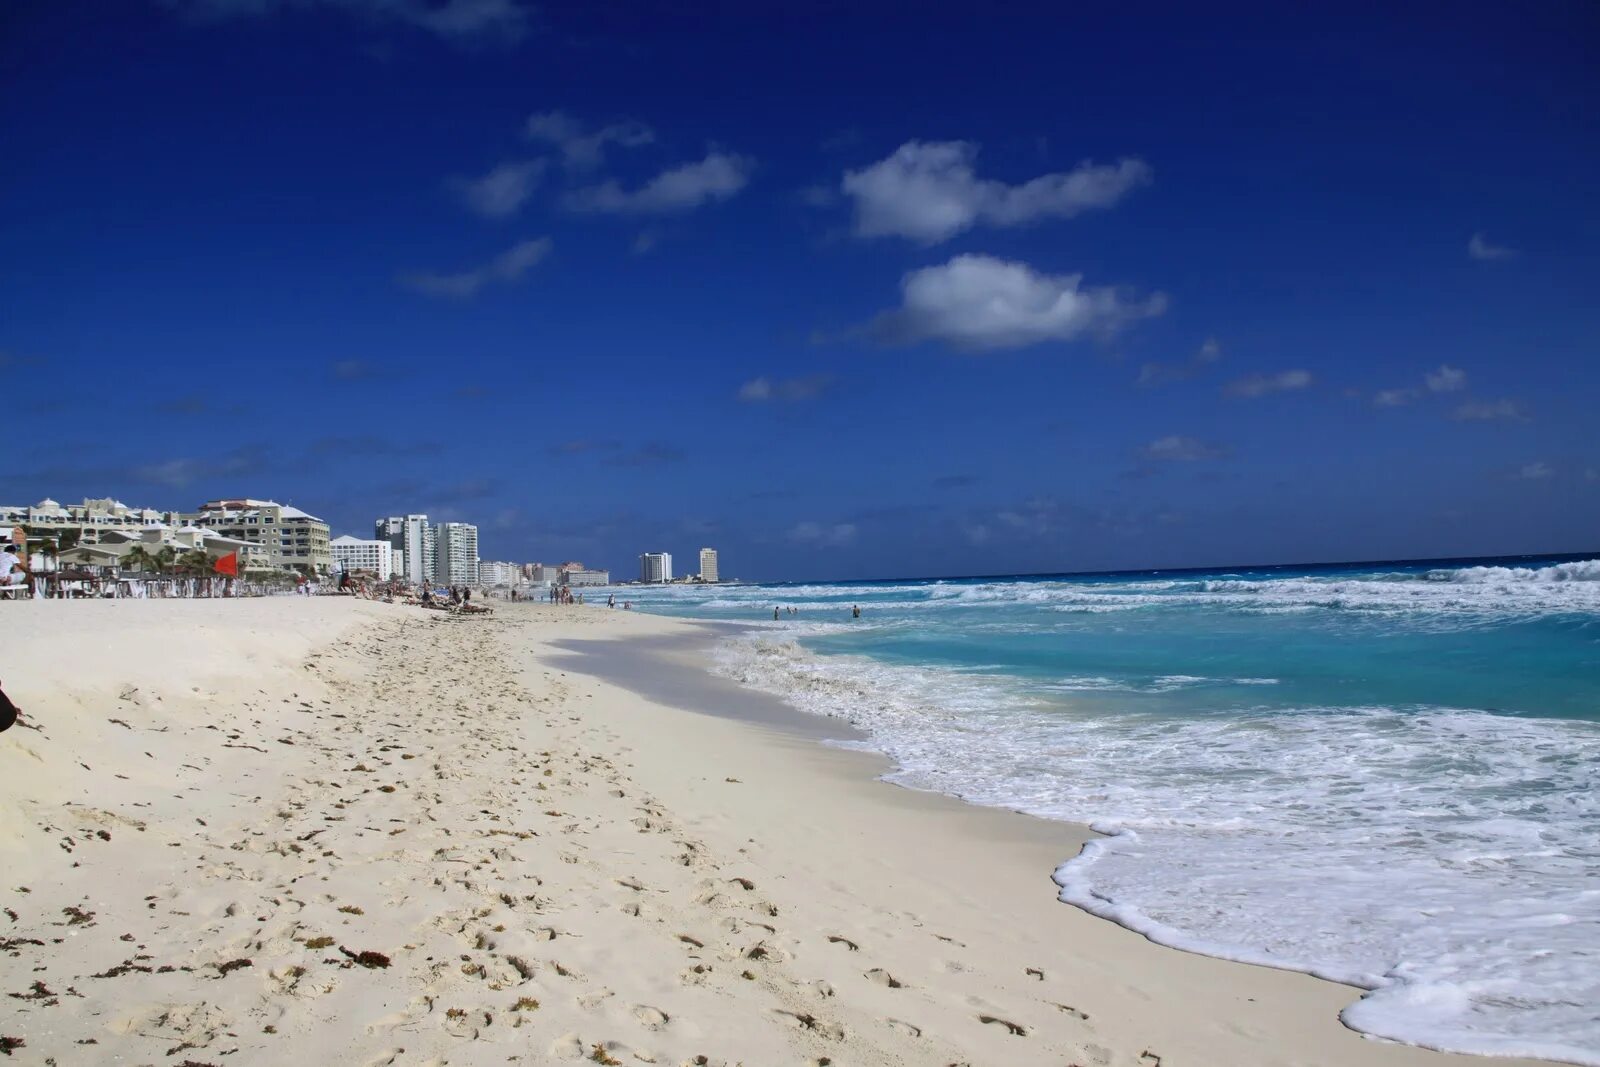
549, 586, 581, 605
769, 604, 862, 619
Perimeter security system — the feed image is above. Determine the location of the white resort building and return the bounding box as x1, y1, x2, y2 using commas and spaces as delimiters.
330, 535, 394, 580
639, 552, 672, 583
433, 522, 479, 585
698, 547, 719, 583
187, 499, 332, 575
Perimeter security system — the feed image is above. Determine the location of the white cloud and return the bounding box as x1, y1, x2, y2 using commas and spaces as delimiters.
402, 237, 551, 298
1225, 369, 1313, 398
566, 152, 753, 214
737, 374, 832, 403
630, 229, 660, 255
172, 0, 530, 42
1425, 364, 1467, 392
870, 254, 1165, 351
525, 110, 655, 170
1452, 399, 1528, 422
1518, 461, 1553, 481
1137, 337, 1222, 387
453, 159, 544, 218
789, 521, 857, 548
1373, 388, 1417, 408
1468, 232, 1518, 261
841, 141, 1151, 244
1140, 435, 1226, 462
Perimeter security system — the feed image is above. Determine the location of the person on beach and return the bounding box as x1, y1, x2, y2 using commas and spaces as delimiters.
1, 543, 29, 595
852, 604, 861, 619
774, 606, 781, 620
0, 679, 20, 733
608, 593, 615, 608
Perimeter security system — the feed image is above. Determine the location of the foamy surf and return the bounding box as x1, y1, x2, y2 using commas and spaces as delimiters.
628, 555, 1600, 1062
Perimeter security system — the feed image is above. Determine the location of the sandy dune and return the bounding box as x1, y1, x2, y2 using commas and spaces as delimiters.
0, 600, 1555, 1066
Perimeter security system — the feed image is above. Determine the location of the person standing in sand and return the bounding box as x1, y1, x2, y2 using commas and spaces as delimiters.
1, 542, 29, 596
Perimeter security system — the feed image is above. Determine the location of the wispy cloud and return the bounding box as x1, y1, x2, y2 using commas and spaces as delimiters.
1137, 337, 1221, 387
1139, 435, 1228, 462
453, 159, 545, 218
1452, 399, 1528, 422
525, 111, 654, 170
1372, 364, 1469, 408
736, 374, 833, 403
131, 446, 273, 488
566, 151, 753, 214
402, 237, 551, 298
869, 254, 1165, 351
169, 0, 532, 43
789, 521, 857, 547
1426, 364, 1467, 392
1373, 388, 1417, 408
1518, 461, 1553, 481
841, 141, 1151, 244
1468, 232, 1518, 262
330, 358, 385, 381
1225, 369, 1313, 398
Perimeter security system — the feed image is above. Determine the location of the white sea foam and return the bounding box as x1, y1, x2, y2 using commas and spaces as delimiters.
709, 633, 1600, 1065
660, 559, 1600, 626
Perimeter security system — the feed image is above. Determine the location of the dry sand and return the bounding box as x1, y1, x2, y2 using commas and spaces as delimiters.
0, 599, 1556, 1066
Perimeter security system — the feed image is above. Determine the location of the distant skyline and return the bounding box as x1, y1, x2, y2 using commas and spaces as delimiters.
3, 2, 1597, 581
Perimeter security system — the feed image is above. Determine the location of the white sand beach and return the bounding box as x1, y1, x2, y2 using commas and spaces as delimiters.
0, 599, 1558, 1066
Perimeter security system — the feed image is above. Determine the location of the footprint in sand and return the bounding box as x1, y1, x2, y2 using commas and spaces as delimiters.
549, 1032, 586, 1060
442, 1007, 492, 1038
772, 1009, 846, 1041
575, 987, 615, 1011
632, 1004, 670, 1030
863, 967, 904, 988
884, 1018, 922, 1037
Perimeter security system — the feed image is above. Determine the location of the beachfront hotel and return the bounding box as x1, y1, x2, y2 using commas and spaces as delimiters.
699, 547, 719, 583
329, 535, 394, 581
477, 559, 519, 586
640, 551, 673, 583
560, 562, 610, 586
187, 499, 332, 575
376, 514, 434, 585
433, 522, 480, 585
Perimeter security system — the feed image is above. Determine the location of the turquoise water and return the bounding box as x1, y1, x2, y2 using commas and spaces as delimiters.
619, 554, 1600, 1064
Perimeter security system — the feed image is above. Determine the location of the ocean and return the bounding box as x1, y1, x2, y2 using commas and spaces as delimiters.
618, 554, 1600, 1065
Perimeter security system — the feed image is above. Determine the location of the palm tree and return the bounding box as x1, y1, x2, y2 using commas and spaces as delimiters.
122, 545, 159, 574
178, 549, 214, 575
154, 545, 177, 575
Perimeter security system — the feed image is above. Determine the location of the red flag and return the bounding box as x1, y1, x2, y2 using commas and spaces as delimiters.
214, 552, 239, 577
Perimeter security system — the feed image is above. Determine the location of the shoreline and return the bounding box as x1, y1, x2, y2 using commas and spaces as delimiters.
0, 599, 1562, 1065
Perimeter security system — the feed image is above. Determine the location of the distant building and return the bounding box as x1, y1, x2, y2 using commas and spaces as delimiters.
376, 515, 433, 585
698, 547, 719, 583
640, 551, 673, 583
0, 497, 167, 547
433, 522, 479, 585
478, 560, 519, 586
560, 561, 609, 587
330, 535, 393, 580
190, 499, 331, 575
391, 546, 405, 578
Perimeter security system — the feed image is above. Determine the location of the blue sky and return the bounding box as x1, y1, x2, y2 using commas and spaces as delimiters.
3, 1, 1597, 580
